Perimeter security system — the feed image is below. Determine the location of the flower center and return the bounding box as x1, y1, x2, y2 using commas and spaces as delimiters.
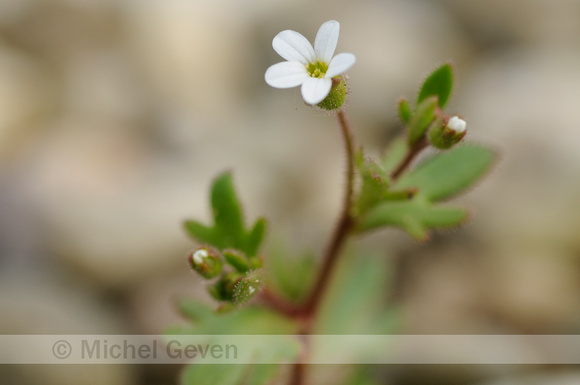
306, 60, 328, 78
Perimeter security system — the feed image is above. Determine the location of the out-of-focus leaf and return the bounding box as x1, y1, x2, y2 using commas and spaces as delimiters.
407, 96, 438, 146
417, 62, 454, 109
181, 364, 246, 385
398, 98, 412, 125
314, 253, 396, 334
175, 301, 300, 385
382, 136, 407, 176
357, 199, 468, 241
184, 220, 220, 248
245, 218, 267, 257
395, 144, 496, 202
211, 172, 245, 249
184, 172, 267, 257
355, 151, 390, 215
266, 244, 317, 303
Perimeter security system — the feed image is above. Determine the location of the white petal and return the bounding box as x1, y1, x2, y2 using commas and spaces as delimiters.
265, 61, 309, 88
326, 53, 356, 78
272, 30, 315, 64
301, 77, 332, 105
447, 116, 467, 133
314, 20, 339, 63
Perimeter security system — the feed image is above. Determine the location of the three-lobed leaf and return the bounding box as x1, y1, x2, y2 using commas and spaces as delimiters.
184, 172, 267, 257
357, 199, 468, 241
395, 144, 496, 202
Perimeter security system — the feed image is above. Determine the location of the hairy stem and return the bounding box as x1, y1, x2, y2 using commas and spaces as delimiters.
288, 109, 356, 385
390, 137, 429, 180
302, 108, 356, 316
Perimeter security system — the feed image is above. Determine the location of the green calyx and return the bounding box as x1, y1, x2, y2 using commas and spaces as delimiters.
306, 60, 328, 78
318, 76, 348, 111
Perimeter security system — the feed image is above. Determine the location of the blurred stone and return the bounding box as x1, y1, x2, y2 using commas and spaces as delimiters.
20, 117, 193, 287
0, 269, 136, 385
0, 46, 55, 159
442, 0, 580, 49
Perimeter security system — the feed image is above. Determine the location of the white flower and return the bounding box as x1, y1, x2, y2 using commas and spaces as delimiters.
446, 116, 467, 133
265, 20, 356, 105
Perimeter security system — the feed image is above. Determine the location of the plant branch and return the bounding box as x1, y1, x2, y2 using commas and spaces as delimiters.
390, 137, 429, 180
302, 108, 356, 316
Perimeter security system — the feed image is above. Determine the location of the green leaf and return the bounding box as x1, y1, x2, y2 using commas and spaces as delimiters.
395, 144, 496, 202
211, 172, 245, 249
245, 217, 267, 257
185, 172, 267, 256
398, 98, 412, 125
174, 301, 301, 385
355, 151, 391, 215
357, 199, 468, 240
266, 245, 317, 303
184, 220, 220, 247
315, 252, 397, 334
173, 300, 298, 335
382, 136, 407, 176
417, 62, 454, 109
407, 96, 438, 146
181, 364, 246, 385
223, 249, 251, 273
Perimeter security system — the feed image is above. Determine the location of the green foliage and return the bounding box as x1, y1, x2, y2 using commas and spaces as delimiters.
355, 150, 415, 216
395, 144, 496, 202
407, 96, 438, 146
382, 136, 407, 175
266, 245, 317, 303
314, 253, 398, 334
223, 249, 251, 273
397, 98, 411, 125
358, 144, 496, 240
417, 62, 454, 109
233, 270, 265, 305
357, 199, 468, 240
171, 301, 300, 385
184, 172, 267, 257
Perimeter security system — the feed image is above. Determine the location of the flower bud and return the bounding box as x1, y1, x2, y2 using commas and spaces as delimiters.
187, 246, 222, 279
208, 272, 243, 302
317, 76, 348, 111
233, 270, 264, 305
428, 115, 467, 149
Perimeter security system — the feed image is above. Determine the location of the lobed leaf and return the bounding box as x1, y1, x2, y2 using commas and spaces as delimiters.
395, 144, 496, 202
358, 199, 467, 240
417, 62, 454, 109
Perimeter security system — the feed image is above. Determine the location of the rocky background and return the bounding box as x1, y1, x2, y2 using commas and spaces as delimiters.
1, 0, 580, 384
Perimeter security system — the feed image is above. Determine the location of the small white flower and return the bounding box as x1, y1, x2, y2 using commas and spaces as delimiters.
446, 116, 467, 133
192, 249, 208, 265
265, 20, 356, 105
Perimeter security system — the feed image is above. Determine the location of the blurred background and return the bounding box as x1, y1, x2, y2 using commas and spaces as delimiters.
1, 0, 580, 384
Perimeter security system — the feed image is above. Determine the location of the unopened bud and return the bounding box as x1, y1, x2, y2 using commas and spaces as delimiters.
447, 116, 466, 134
233, 270, 265, 305
428, 115, 467, 149
208, 272, 243, 302
187, 246, 222, 279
